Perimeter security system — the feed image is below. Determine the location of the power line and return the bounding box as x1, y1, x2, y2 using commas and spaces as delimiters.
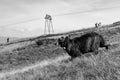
0, 17, 44, 27
1, 6, 120, 27
53, 6, 120, 17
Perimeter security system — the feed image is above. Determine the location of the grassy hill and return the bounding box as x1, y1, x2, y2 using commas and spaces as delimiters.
0, 21, 120, 80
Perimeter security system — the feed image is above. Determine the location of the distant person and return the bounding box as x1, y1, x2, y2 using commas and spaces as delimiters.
95, 23, 98, 28
95, 22, 102, 31
7, 38, 9, 43
98, 22, 101, 27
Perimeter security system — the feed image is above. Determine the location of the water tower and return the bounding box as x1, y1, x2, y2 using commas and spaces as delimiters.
44, 14, 54, 34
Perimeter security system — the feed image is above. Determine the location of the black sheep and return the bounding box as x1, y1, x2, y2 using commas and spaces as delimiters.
58, 32, 109, 58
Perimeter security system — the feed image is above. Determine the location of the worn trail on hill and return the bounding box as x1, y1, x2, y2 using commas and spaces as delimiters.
0, 54, 70, 78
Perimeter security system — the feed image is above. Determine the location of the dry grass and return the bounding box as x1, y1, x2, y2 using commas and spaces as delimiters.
0, 41, 65, 72
1, 46, 120, 80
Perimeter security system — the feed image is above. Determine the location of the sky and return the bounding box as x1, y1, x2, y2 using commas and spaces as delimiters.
0, 0, 120, 38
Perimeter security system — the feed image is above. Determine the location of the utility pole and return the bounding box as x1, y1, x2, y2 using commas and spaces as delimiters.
44, 14, 54, 34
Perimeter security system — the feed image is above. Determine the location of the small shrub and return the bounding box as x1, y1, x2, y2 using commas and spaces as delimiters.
16, 47, 26, 51
36, 40, 43, 46
83, 72, 97, 80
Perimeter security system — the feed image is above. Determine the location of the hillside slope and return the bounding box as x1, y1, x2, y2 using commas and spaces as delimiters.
0, 22, 120, 80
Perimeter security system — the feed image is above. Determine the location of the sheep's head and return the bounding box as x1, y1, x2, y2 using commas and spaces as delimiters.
58, 36, 71, 48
